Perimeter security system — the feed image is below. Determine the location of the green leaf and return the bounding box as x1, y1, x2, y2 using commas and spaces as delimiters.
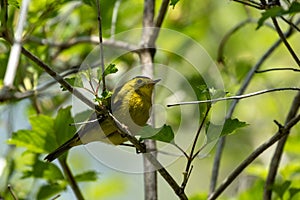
8, 115, 56, 153
206, 118, 248, 141
8, 0, 20, 8
60, 77, 83, 91
221, 118, 249, 136
257, 2, 300, 29
170, 0, 180, 8
7, 107, 76, 155
37, 183, 67, 200
82, 0, 96, 7
74, 170, 99, 182
103, 63, 118, 77
257, 7, 285, 29
53, 106, 76, 146
139, 124, 174, 143
22, 159, 64, 182
289, 187, 300, 199
289, 2, 300, 13
271, 180, 291, 199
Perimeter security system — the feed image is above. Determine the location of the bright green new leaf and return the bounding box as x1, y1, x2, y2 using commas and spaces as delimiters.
74, 170, 99, 182
139, 124, 174, 143
8, 115, 56, 153
103, 63, 118, 77
7, 107, 76, 155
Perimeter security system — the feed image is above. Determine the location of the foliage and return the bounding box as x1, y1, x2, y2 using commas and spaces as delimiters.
0, 0, 300, 199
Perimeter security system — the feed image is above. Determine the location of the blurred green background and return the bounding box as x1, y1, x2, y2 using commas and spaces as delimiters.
1, 0, 300, 199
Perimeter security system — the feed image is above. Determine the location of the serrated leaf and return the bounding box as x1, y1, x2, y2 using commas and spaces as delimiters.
8, 115, 56, 153
103, 63, 118, 77
139, 124, 174, 143
7, 107, 76, 156
22, 159, 64, 181
74, 170, 99, 182
170, 0, 180, 8
37, 183, 66, 200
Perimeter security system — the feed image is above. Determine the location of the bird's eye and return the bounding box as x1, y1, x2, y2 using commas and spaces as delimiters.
137, 79, 143, 84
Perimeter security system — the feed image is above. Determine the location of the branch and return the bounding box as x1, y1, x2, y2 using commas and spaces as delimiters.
217, 18, 254, 63
263, 92, 300, 199
141, 1, 157, 200
232, 0, 264, 9
28, 36, 140, 52
7, 185, 18, 200
167, 87, 300, 107
110, 0, 121, 39
20, 47, 96, 110
96, 0, 106, 93
271, 17, 300, 67
108, 113, 188, 199
4, 0, 30, 87
181, 107, 210, 190
208, 114, 300, 200
209, 22, 296, 194
256, 67, 300, 73
59, 159, 84, 200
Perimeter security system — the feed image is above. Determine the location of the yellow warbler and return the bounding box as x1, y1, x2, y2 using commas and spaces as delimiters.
44, 76, 159, 162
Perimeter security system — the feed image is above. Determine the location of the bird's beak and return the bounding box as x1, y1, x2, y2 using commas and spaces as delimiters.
153, 79, 161, 84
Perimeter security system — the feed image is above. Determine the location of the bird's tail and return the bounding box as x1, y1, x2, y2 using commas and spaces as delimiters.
44, 134, 80, 162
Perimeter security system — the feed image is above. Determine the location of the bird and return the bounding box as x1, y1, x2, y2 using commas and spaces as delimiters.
44, 76, 160, 162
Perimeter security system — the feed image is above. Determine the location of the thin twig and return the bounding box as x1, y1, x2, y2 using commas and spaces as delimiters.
59, 159, 84, 200
168, 87, 300, 107
209, 22, 296, 194
108, 112, 188, 199
208, 114, 300, 200
20, 47, 96, 110
28, 36, 140, 52
181, 107, 210, 190
280, 16, 300, 32
7, 185, 18, 200
232, 0, 264, 9
256, 67, 300, 73
209, 137, 226, 194
111, 0, 121, 39
154, 0, 169, 28
263, 92, 300, 200
271, 17, 300, 67
96, 0, 106, 93
217, 18, 253, 63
